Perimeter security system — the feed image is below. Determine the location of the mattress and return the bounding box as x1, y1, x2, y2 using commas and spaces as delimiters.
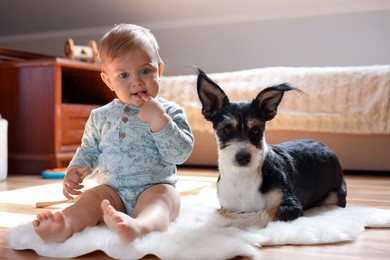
160, 65, 390, 135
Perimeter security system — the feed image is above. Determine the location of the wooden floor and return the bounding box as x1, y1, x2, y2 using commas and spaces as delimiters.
1, 167, 389, 259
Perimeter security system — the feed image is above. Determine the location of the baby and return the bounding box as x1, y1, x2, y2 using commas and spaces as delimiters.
33, 24, 194, 243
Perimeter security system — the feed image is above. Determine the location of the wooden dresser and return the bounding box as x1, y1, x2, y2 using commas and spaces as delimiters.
0, 57, 116, 174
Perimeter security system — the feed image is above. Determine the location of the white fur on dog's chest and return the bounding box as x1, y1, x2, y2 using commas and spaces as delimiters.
217, 170, 266, 212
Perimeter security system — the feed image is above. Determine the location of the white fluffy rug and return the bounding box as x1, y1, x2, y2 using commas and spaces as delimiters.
7, 188, 390, 259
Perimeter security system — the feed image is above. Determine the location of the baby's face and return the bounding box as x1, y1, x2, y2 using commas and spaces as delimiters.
101, 46, 162, 106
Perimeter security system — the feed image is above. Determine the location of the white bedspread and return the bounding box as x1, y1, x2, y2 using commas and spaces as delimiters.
160, 65, 390, 134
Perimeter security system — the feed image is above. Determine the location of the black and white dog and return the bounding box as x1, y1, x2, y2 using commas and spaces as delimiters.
196, 69, 347, 228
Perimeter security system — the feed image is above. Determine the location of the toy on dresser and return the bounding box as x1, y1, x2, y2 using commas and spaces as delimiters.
64, 38, 98, 63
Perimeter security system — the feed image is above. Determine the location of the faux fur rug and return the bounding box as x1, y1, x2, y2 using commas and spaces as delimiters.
7, 188, 390, 259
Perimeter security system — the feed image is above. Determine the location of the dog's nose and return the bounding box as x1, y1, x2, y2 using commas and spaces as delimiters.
235, 151, 251, 166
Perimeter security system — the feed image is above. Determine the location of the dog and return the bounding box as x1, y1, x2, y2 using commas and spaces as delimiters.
196, 69, 347, 229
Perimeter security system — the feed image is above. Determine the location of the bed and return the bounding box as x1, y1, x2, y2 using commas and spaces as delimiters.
159, 65, 390, 172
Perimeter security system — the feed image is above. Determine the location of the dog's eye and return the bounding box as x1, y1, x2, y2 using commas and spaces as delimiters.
222, 125, 233, 134
251, 126, 260, 134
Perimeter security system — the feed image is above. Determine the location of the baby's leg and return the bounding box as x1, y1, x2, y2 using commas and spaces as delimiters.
101, 184, 180, 243
33, 185, 125, 243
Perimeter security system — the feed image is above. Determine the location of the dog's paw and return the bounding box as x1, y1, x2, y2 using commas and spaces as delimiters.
235, 212, 269, 229
218, 208, 272, 229
227, 211, 272, 229
218, 208, 239, 219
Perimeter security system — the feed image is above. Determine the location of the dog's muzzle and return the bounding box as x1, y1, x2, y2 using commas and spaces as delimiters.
235, 151, 251, 166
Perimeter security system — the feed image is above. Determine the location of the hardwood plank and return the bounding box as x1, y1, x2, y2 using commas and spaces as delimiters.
1, 169, 389, 259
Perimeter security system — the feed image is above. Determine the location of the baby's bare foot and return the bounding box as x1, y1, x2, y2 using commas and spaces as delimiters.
33, 211, 72, 243
101, 200, 142, 243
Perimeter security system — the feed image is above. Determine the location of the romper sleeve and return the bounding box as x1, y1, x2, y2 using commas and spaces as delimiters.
151, 101, 194, 165
68, 109, 101, 175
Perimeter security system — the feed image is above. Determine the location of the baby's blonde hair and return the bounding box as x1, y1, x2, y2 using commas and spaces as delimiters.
98, 24, 162, 66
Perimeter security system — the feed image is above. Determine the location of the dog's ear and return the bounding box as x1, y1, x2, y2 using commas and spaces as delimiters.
196, 69, 229, 120
254, 83, 299, 121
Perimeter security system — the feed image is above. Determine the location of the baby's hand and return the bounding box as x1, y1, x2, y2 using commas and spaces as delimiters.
63, 166, 90, 200
137, 92, 169, 132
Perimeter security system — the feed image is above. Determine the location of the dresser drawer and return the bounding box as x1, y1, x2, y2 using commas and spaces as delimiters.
61, 104, 98, 145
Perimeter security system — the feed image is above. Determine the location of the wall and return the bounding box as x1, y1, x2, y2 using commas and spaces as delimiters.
2, 9, 390, 76
155, 10, 390, 75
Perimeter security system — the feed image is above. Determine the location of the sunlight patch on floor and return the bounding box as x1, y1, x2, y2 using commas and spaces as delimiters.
0, 212, 35, 228
0, 180, 96, 205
